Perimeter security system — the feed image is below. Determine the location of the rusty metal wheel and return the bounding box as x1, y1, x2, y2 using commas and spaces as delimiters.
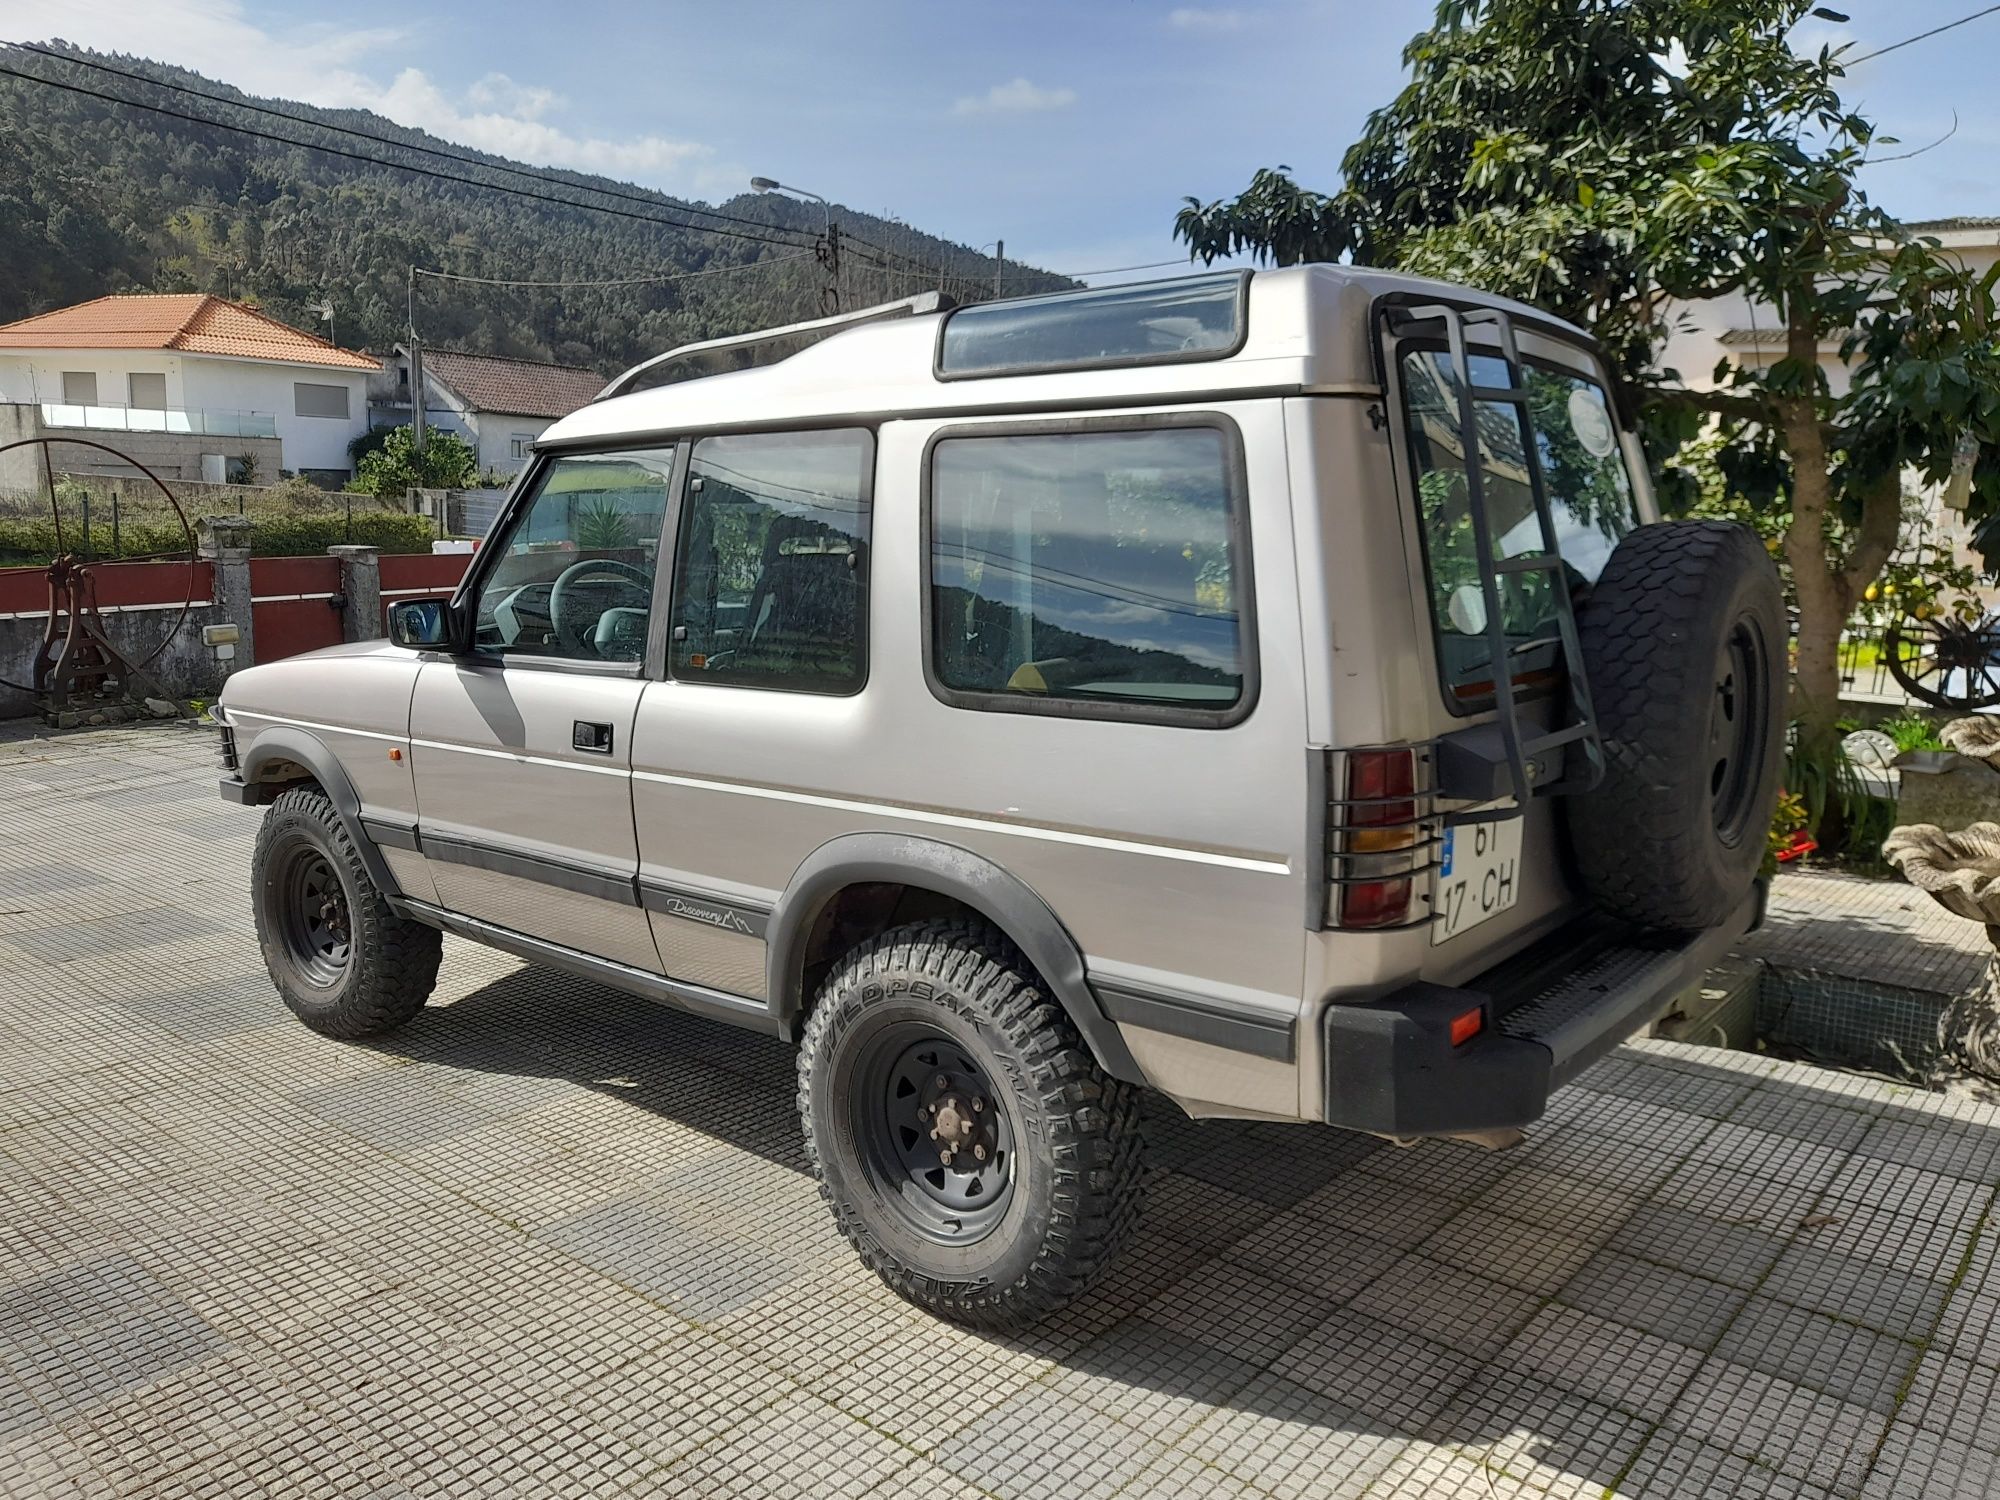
1884, 616, 2000, 711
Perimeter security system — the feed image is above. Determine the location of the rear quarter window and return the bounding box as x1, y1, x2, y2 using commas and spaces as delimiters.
926, 420, 1252, 725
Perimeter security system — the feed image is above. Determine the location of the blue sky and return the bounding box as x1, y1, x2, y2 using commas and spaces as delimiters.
11, 1, 1998, 283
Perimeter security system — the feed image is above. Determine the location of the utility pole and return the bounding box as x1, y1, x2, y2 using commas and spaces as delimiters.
819, 224, 842, 315
994, 239, 1004, 298
406, 265, 426, 458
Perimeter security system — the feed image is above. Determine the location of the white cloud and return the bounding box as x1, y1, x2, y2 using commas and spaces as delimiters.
464, 73, 562, 123
952, 78, 1077, 117
9, 0, 714, 187
1167, 7, 1244, 30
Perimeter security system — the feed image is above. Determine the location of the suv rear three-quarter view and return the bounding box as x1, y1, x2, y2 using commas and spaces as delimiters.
217, 266, 1784, 1328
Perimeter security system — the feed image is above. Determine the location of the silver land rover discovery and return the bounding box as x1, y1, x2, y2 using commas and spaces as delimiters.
218, 267, 1783, 1328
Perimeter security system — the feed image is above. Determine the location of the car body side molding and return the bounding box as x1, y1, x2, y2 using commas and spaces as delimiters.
766, 832, 1143, 1083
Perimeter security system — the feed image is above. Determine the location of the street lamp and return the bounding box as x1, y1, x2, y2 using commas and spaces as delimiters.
750, 175, 831, 235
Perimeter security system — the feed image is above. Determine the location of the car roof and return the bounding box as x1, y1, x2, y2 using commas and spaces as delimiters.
539, 263, 1597, 450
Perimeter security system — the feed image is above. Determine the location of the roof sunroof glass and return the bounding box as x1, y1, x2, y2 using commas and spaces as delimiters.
938, 272, 1246, 378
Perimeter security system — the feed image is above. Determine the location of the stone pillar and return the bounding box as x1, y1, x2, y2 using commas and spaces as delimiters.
329, 545, 383, 643
197, 515, 255, 677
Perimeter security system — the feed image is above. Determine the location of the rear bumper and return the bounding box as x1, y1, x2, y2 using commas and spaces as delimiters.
1321, 881, 1765, 1137
219, 775, 257, 805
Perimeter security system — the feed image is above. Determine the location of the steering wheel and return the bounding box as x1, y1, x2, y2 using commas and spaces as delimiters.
548, 558, 652, 656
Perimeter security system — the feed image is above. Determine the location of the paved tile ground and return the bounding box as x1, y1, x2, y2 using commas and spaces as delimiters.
4, 720, 2000, 1499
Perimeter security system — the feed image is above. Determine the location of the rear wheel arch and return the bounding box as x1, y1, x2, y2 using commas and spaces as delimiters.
766, 834, 1143, 1083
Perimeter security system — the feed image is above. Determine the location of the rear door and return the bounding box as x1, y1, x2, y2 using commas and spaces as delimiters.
1379, 317, 1647, 966
407, 445, 678, 974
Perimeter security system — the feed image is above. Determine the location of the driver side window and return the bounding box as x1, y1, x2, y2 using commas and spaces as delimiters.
471, 447, 675, 662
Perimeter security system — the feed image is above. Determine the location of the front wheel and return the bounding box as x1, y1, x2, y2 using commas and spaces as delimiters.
251, 786, 441, 1039
797, 918, 1144, 1329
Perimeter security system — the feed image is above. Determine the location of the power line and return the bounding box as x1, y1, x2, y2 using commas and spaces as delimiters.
0, 41, 820, 248
1848, 3, 2000, 63
0, 61, 812, 254
998, 257, 1190, 286
413, 252, 817, 290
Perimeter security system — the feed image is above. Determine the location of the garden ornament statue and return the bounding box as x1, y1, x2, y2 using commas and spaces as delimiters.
1883, 812, 2000, 1090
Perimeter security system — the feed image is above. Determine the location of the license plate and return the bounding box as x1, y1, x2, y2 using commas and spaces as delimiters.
1431, 818, 1524, 944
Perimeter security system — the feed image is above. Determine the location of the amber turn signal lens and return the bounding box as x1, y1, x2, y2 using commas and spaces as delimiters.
388, 748, 403, 762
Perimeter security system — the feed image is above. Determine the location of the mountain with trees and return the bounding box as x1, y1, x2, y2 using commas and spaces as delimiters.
0, 43, 1072, 375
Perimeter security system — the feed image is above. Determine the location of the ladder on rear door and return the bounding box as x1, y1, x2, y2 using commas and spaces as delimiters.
1395, 303, 1606, 810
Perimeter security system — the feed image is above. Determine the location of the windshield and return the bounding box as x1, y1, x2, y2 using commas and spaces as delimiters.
1399, 348, 1636, 708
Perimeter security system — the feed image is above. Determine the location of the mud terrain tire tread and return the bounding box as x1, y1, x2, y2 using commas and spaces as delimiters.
1569, 519, 1785, 932
797, 916, 1144, 1329
252, 785, 442, 1039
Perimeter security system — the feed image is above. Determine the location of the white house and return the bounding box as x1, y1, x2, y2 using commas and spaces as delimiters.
0, 293, 377, 484
1659, 216, 2000, 582
369, 346, 604, 476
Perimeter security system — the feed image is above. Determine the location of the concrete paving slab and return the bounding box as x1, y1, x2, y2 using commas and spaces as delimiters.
4, 718, 2000, 1499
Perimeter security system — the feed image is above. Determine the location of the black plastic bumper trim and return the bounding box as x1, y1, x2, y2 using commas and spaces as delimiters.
218, 775, 256, 806
1096, 978, 1296, 1062
1322, 883, 1763, 1137
360, 818, 420, 852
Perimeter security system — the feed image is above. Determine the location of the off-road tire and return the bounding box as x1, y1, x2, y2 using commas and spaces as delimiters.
797, 917, 1144, 1329
1569, 520, 1785, 932
252, 785, 441, 1038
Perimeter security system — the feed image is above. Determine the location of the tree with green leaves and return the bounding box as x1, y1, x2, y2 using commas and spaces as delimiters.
350, 426, 478, 498
1176, 0, 2000, 743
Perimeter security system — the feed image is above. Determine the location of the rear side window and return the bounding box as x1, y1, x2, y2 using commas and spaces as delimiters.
1399, 349, 1636, 708
927, 422, 1250, 723
669, 428, 873, 695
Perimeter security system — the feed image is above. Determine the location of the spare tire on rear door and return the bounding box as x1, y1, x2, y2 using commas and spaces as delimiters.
1567, 520, 1785, 933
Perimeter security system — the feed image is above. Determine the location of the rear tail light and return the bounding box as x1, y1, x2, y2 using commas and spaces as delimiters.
1336, 747, 1420, 929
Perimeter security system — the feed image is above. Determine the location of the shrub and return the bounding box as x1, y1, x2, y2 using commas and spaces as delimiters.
0, 509, 436, 563
247, 512, 437, 555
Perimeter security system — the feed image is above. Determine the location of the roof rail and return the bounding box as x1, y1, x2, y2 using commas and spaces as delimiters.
595, 291, 955, 403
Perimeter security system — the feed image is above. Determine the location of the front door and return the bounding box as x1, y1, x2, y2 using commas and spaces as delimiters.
408, 444, 679, 974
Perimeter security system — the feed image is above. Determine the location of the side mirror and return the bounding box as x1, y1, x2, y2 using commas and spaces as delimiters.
387, 597, 464, 651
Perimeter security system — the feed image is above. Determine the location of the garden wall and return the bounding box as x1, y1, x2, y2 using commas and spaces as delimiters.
0, 525, 471, 720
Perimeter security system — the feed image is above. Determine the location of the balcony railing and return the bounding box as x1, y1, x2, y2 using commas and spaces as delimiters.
33, 402, 279, 439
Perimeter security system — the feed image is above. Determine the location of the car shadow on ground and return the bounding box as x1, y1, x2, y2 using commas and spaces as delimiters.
355, 958, 1997, 1500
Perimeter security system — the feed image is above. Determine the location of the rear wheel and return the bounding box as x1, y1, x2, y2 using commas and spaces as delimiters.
797, 918, 1144, 1329
252, 786, 441, 1038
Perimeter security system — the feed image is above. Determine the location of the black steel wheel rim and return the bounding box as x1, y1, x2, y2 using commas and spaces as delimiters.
278, 845, 351, 985
854, 1025, 1017, 1245
1709, 617, 1770, 847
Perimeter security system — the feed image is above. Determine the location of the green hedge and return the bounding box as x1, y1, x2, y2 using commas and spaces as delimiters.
0, 511, 437, 565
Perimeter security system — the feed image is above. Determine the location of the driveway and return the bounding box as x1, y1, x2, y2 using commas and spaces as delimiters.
1, 720, 1996, 1499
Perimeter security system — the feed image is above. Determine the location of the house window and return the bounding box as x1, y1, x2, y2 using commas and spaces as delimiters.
294, 382, 351, 419
128, 373, 167, 410
510, 433, 535, 461
61, 372, 97, 405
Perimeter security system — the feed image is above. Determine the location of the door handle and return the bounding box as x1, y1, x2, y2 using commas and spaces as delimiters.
572, 720, 614, 754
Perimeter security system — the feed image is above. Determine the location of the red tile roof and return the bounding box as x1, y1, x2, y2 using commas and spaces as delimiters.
0, 294, 378, 370
420, 348, 604, 419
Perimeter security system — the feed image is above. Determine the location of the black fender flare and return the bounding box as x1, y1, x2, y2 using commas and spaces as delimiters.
237, 726, 403, 898
766, 832, 1142, 1083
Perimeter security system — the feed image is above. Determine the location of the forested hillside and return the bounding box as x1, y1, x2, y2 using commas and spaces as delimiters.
0, 44, 1073, 374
